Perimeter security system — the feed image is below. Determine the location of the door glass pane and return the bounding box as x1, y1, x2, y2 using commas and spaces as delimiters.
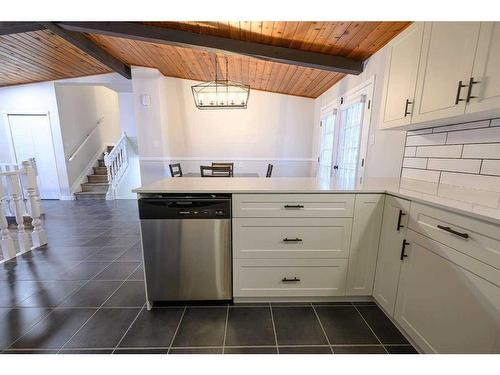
318, 111, 336, 180
336, 101, 364, 187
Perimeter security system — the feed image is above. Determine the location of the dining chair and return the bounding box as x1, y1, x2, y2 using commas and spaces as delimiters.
212, 162, 234, 176
200, 165, 232, 177
266, 163, 273, 178
169, 163, 183, 177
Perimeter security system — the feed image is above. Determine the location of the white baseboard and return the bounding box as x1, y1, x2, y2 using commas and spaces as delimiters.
60, 195, 76, 201
69, 145, 107, 194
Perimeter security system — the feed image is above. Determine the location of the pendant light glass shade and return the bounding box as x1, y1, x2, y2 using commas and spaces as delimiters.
191, 58, 250, 110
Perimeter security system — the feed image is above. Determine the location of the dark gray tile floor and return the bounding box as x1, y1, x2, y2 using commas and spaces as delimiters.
0, 200, 418, 354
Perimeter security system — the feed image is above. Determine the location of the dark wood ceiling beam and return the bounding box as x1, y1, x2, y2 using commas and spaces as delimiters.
0, 22, 45, 35
57, 22, 364, 75
39, 22, 131, 79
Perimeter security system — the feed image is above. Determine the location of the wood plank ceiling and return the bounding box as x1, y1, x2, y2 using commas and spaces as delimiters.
0, 21, 411, 98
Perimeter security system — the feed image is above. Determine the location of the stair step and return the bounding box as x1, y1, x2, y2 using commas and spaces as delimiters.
98, 159, 105, 167
93, 166, 108, 175
81, 182, 109, 192
74, 191, 106, 200
87, 174, 108, 183
107, 145, 114, 152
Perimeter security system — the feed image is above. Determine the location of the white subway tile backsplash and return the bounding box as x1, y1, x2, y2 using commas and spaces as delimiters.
440, 172, 500, 193
403, 157, 427, 169
446, 126, 500, 145
402, 168, 440, 183
462, 144, 500, 159
415, 145, 462, 158
404, 147, 417, 157
431, 120, 490, 133
406, 132, 447, 146
400, 177, 439, 195
438, 183, 500, 208
481, 160, 500, 176
427, 158, 481, 173
401, 119, 500, 206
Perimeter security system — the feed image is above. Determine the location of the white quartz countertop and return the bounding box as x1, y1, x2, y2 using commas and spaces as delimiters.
133, 177, 500, 226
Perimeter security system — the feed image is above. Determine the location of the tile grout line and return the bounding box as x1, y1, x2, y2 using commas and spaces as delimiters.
268, 303, 279, 354
167, 306, 187, 354
352, 305, 388, 354
221, 305, 229, 354
311, 304, 334, 354
112, 303, 146, 353
58, 275, 133, 351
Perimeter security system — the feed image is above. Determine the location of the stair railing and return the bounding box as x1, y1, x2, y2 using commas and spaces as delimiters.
103, 132, 129, 200
0, 158, 46, 263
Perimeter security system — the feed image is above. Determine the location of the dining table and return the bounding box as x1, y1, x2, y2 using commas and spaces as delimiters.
183, 172, 260, 177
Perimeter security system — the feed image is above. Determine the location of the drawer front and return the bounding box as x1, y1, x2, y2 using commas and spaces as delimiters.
233, 218, 352, 259
233, 258, 348, 297
232, 194, 355, 218
409, 202, 500, 270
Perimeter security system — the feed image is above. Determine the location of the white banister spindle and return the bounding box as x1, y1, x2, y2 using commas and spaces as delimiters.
29, 158, 43, 215
0, 178, 16, 260
22, 160, 47, 248
8, 173, 31, 253
104, 133, 129, 200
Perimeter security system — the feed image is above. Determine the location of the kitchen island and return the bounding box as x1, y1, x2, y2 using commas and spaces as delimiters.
133, 177, 500, 354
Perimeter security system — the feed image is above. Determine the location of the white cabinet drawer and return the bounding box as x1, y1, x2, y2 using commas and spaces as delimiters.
233, 218, 352, 259
409, 202, 500, 270
232, 194, 354, 218
233, 258, 347, 297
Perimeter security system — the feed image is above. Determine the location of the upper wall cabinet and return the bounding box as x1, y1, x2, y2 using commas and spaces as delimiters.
380, 23, 424, 129
411, 22, 481, 124
466, 22, 500, 114
380, 22, 500, 130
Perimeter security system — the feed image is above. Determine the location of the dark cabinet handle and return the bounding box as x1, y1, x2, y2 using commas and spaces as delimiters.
333, 165, 339, 170
404, 99, 413, 117
283, 238, 303, 242
284, 204, 304, 209
455, 80, 467, 105
400, 240, 410, 260
396, 209, 406, 231
437, 225, 469, 239
466, 77, 480, 103
282, 277, 301, 283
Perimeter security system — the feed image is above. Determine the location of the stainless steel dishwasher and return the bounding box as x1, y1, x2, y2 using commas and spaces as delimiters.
138, 194, 232, 307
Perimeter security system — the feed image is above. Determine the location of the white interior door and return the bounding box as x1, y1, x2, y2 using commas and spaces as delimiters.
334, 95, 366, 187
7, 114, 61, 199
317, 108, 337, 180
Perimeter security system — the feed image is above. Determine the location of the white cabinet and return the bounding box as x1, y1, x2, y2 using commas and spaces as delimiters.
372, 196, 410, 316
380, 23, 424, 129
233, 217, 352, 259
346, 194, 385, 295
466, 22, 500, 114
394, 230, 500, 353
411, 22, 481, 124
233, 258, 348, 298
232, 193, 354, 218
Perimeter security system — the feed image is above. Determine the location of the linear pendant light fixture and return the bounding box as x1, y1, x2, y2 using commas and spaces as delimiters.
191, 57, 250, 110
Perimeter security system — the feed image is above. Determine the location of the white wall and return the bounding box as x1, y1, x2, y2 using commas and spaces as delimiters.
132, 67, 316, 185
313, 45, 407, 179
55, 85, 121, 190
0, 81, 71, 197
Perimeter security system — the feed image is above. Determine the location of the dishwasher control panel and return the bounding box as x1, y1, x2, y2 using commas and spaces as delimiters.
138, 194, 231, 220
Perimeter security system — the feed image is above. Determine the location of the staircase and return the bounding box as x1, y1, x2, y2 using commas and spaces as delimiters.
74, 146, 113, 200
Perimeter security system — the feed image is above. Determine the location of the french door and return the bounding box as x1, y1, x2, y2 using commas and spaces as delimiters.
334, 95, 367, 187
317, 108, 337, 180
